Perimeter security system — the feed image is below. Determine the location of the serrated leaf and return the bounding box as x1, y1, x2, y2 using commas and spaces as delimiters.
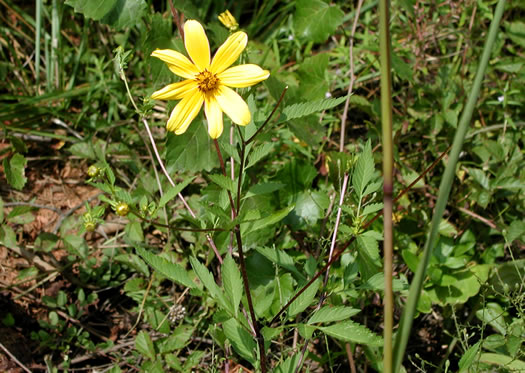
256, 247, 305, 281
166, 124, 219, 172
223, 318, 256, 364
362, 202, 384, 216
278, 96, 347, 124
158, 177, 195, 208
295, 0, 344, 43
352, 141, 374, 201
3, 153, 27, 190
288, 279, 320, 317
135, 331, 156, 360
249, 205, 295, 232
307, 306, 360, 324
189, 257, 227, 309
246, 143, 274, 169
136, 247, 194, 288
65, 0, 147, 30
317, 320, 383, 346
208, 174, 236, 194
222, 255, 243, 317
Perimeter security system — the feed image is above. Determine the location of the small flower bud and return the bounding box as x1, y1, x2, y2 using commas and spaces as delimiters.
83, 212, 96, 232
115, 202, 130, 217
87, 165, 100, 178
218, 10, 239, 31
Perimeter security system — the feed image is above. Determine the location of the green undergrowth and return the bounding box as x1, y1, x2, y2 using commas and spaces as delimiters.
0, 0, 524, 372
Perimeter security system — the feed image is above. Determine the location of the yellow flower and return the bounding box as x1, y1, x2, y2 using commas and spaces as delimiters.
151, 20, 270, 139
218, 10, 239, 31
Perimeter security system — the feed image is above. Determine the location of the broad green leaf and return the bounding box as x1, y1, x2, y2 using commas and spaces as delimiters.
458, 341, 481, 372
65, 0, 147, 30
158, 177, 194, 208
3, 153, 27, 190
223, 318, 256, 364
256, 247, 305, 281
189, 257, 227, 309
222, 254, 243, 317
249, 205, 295, 232
307, 306, 360, 324
475, 302, 507, 335
166, 124, 219, 172
294, 0, 344, 43
288, 279, 320, 318
278, 96, 347, 124
136, 247, 194, 288
208, 174, 236, 194
316, 320, 383, 346
352, 141, 374, 200
479, 353, 525, 371
135, 331, 155, 360
125, 221, 144, 242
273, 354, 301, 373
246, 143, 274, 169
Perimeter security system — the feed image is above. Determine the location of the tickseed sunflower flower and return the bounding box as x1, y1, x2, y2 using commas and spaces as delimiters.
150, 20, 270, 139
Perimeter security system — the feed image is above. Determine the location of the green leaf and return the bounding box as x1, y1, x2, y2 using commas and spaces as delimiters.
362, 202, 384, 216
458, 341, 481, 372
165, 124, 218, 172
135, 331, 156, 360
249, 205, 295, 232
65, 0, 147, 30
136, 247, 195, 288
222, 254, 243, 317
208, 174, 236, 194
246, 143, 274, 169
244, 182, 286, 199
294, 0, 344, 43
278, 96, 347, 124
0, 225, 17, 249
316, 320, 383, 346
475, 302, 507, 335
479, 353, 525, 371
158, 177, 194, 208
307, 306, 360, 324
288, 279, 320, 318
189, 257, 227, 308
223, 318, 256, 364
256, 247, 305, 281
3, 153, 27, 190
352, 141, 374, 200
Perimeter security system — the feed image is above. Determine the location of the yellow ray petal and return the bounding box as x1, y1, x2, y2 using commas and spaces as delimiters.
166, 91, 204, 134
204, 96, 224, 139
151, 49, 199, 79
151, 80, 198, 100
210, 31, 247, 75
215, 86, 251, 126
218, 64, 270, 88
184, 20, 210, 71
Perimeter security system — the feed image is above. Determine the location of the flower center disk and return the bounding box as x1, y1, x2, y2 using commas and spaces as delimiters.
196, 70, 219, 93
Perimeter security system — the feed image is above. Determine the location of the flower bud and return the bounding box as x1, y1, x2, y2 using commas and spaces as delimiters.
218, 10, 239, 31
115, 202, 130, 217
87, 165, 100, 178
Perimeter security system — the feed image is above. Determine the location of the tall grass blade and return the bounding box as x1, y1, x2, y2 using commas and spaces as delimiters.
393, 0, 507, 371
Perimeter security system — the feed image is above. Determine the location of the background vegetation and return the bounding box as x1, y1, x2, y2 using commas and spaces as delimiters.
0, 0, 523, 372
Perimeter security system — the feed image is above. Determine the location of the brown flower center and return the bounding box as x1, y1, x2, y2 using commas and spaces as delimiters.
196, 70, 219, 93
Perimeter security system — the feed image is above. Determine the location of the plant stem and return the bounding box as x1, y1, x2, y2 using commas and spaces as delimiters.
392, 0, 507, 371
213, 138, 267, 372
244, 86, 288, 145
379, 0, 394, 371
